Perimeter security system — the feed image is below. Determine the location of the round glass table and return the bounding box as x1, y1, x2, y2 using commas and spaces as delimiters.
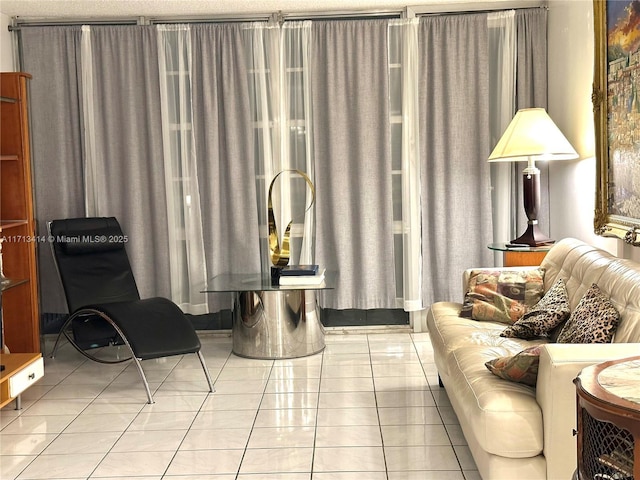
202, 272, 336, 359
487, 243, 552, 267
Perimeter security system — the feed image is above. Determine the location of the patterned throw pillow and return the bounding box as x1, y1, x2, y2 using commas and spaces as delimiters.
485, 345, 541, 387
556, 283, 620, 344
501, 278, 571, 339
460, 268, 545, 324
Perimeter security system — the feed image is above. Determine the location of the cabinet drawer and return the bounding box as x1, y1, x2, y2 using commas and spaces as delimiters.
9, 357, 43, 397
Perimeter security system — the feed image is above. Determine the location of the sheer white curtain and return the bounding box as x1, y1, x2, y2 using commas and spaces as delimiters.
244, 21, 315, 272
80, 26, 100, 217
388, 18, 423, 313
488, 11, 517, 262
157, 24, 208, 314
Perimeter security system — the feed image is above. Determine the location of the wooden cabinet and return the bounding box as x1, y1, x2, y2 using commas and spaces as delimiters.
0, 353, 43, 409
1, 72, 42, 408
574, 357, 640, 480
1, 73, 40, 353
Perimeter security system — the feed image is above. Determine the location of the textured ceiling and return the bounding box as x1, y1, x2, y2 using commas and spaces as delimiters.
0, 0, 541, 20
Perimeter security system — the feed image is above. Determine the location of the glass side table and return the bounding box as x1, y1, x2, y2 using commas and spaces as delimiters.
202, 272, 335, 359
487, 243, 552, 267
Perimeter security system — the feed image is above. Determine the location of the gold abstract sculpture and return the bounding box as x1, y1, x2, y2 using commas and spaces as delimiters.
268, 169, 315, 267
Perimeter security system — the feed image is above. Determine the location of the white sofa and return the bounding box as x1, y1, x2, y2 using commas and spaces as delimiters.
427, 238, 640, 480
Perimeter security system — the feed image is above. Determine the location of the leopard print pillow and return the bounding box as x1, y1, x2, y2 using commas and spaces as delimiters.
556, 283, 620, 344
501, 278, 571, 340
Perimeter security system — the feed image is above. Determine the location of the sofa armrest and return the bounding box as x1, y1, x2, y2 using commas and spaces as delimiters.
536, 343, 640, 480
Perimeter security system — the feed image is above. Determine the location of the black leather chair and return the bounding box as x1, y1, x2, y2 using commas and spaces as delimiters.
48, 217, 214, 403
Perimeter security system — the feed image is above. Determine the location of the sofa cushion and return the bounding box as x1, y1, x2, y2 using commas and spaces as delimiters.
460, 268, 545, 324
501, 278, 571, 340
485, 345, 541, 387
427, 302, 542, 381
557, 283, 620, 343
450, 345, 544, 458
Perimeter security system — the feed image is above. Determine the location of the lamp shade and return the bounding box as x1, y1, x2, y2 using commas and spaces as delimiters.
488, 108, 579, 162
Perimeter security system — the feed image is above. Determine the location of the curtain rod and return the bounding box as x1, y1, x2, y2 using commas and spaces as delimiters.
416, 5, 547, 18
8, 11, 395, 29
410, 0, 545, 15
8, 2, 546, 30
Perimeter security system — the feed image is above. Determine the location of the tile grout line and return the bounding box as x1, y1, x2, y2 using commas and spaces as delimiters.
308, 345, 326, 480
158, 348, 234, 479
369, 333, 391, 480
90, 349, 191, 478
234, 355, 275, 479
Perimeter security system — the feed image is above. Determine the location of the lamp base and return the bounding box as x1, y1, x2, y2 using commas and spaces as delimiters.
511, 223, 555, 247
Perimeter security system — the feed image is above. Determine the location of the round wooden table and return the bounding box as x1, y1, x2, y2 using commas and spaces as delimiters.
574, 356, 640, 480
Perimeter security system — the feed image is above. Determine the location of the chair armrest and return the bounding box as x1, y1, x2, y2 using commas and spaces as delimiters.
536, 343, 640, 480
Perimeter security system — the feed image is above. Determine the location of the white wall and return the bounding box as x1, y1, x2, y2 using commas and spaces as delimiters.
547, 0, 640, 263
1, 13, 15, 71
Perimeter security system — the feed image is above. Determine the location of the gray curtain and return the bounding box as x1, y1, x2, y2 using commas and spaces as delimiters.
21, 23, 260, 316
82, 26, 171, 299
21, 27, 85, 315
418, 13, 494, 303
23, 26, 171, 305
190, 24, 261, 310
20, 11, 548, 319
311, 19, 397, 310
516, 8, 547, 110
515, 8, 549, 236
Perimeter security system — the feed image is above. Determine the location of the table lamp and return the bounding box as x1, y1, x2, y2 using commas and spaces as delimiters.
488, 108, 578, 246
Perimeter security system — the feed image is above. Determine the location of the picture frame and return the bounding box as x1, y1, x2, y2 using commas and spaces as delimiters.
592, 0, 640, 247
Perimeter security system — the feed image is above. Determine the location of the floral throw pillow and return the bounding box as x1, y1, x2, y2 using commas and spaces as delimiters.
485, 345, 541, 387
460, 268, 545, 325
501, 278, 571, 339
556, 283, 620, 344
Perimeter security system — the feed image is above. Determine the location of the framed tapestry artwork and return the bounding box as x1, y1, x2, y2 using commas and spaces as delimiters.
593, 0, 640, 246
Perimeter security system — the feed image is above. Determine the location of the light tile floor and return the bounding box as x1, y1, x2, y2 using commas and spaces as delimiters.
0, 332, 480, 479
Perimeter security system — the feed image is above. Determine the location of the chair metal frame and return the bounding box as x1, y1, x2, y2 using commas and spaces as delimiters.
47, 220, 215, 404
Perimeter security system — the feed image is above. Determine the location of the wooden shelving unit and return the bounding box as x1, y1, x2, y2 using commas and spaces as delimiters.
1, 72, 42, 408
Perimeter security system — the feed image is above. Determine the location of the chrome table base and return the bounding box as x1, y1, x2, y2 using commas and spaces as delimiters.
232, 289, 325, 359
